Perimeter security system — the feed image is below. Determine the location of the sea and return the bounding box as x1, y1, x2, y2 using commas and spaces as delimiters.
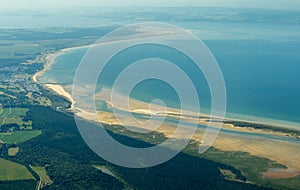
37, 8, 300, 129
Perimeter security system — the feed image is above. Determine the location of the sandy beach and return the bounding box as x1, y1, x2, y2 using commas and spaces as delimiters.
32, 44, 93, 110
33, 45, 300, 179
32, 44, 92, 83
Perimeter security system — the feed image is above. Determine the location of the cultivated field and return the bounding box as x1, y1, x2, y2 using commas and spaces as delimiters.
0, 130, 41, 144
0, 158, 34, 181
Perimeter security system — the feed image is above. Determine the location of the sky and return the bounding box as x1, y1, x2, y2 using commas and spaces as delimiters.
1, 0, 300, 10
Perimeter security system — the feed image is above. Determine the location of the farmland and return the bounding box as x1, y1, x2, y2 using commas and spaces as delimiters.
0, 108, 32, 130
0, 158, 34, 181
31, 166, 53, 187
0, 130, 41, 144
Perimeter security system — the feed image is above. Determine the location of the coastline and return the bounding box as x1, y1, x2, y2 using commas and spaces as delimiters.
93, 88, 300, 137
32, 44, 300, 137
31, 44, 299, 132
32, 45, 300, 178
32, 45, 92, 110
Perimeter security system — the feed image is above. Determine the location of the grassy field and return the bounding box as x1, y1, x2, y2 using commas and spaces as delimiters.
0, 108, 32, 129
0, 130, 41, 144
0, 108, 10, 124
0, 158, 34, 181
31, 166, 52, 187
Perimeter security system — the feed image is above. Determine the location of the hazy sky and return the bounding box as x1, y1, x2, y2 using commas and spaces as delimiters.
1, 0, 300, 9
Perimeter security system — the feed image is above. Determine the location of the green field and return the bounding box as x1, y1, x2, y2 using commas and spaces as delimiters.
31, 166, 52, 186
0, 158, 34, 181
0, 108, 32, 129
0, 108, 10, 123
0, 130, 41, 144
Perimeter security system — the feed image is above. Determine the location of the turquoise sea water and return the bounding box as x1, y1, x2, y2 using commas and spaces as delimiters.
39, 22, 300, 128
39, 40, 300, 126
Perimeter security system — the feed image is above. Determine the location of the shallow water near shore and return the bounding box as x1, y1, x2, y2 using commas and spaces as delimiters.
38, 38, 300, 129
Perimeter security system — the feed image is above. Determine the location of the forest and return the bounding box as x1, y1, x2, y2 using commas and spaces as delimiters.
1, 106, 270, 190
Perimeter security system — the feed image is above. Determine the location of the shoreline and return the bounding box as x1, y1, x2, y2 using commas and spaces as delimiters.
32, 44, 91, 85
32, 45, 92, 110
32, 44, 300, 137
93, 88, 300, 135
32, 45, 300, 178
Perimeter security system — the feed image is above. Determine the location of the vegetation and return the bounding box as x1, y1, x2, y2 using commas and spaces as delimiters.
100, 113, 300, 189
0, 130, 41, 144
0, 27, 121, 189
0, 27, 299, 189
0, 158, 34, 181
8, 147, 19, 157
0, 41, 40, 59
9, 106, 268, 190
31, 166, 53, 187
185, 144, 299, 189
1, 104, 295, 189
0, 180, 36, 190
10, 107, 124, 190
0, 108, 32, 130
223, 120, 300, 137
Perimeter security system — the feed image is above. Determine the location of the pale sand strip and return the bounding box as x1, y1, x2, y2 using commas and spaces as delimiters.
33, 45, 300, 178
32, 45, 92, 110
44, 84, 75, 110
32, 44, 91, 84
93, 89, 299, 138
77, 109, 300, 177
